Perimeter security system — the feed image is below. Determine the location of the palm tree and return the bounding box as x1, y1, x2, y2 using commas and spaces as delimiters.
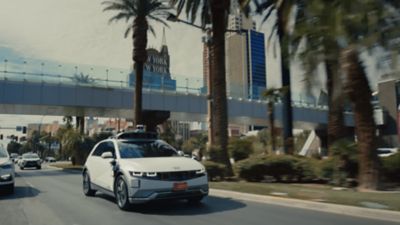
296, 0, 399, 190
291, 0, 349, 149
102, 0, 170, 126
262, 87, 285, 153
254, 0, 299, 154
169, 0, 237, 175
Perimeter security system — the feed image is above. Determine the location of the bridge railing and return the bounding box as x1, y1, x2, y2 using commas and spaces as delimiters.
0, 59, 330, 110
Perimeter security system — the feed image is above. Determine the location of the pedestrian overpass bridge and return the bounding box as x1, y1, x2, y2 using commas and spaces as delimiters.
0, 65, 375, 129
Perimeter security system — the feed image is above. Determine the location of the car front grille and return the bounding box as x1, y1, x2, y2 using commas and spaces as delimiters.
145, 171, 205, 181
24, 161, 39, 167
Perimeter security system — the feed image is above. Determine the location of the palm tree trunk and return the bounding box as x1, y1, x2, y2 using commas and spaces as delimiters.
341, 47, 380, 190
268, 102, 276, 153
277, 12, 294, 155
134, 62, 144, 126
326, 58, 347, 148
209, 0, 233, 176
79, 116, 85, 135
132, 17, 148, 126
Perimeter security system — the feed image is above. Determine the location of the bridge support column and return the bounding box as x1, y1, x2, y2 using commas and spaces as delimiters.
141, 110, 170, 132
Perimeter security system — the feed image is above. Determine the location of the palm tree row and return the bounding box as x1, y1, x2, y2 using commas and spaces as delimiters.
255, 0, 399, 190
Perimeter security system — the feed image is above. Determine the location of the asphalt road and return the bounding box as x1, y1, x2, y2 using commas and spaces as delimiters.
1, 166, 399, 225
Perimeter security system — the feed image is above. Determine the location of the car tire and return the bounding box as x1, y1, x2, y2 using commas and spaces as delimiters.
187, 196, 204, 204
36, 166, 41, 170
115, 176, 131, 210
83, 171, 96, 197
20, 167, 24, 170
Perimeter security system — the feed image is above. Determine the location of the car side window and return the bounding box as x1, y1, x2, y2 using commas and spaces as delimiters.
92, 142, 108, 157
104, 141, 116, 158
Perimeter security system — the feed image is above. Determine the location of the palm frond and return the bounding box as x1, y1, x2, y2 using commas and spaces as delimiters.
103, 0, 171, 38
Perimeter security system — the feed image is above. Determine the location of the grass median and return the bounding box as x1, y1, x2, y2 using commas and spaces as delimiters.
210, 181, 400, 211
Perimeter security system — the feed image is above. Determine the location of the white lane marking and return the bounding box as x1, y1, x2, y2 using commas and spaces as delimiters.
26, 181, 35, 188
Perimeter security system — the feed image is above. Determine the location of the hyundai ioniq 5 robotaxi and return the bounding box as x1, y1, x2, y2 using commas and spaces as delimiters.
83, 130, 208, 210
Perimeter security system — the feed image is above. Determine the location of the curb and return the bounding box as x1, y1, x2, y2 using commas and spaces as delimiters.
210, 189, 400, 223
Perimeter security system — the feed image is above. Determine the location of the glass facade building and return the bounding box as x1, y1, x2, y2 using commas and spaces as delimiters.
246, 30, 266, 99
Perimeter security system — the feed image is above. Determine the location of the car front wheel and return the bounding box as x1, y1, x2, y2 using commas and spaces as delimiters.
83, 172, 96, 196
115, 176, 130, 210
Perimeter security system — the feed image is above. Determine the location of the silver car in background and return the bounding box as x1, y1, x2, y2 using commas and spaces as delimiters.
0, 142, 15, 194
18, 153, 42, 170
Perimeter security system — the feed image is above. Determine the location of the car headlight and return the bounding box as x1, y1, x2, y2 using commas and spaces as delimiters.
0, 163, 12, 169
0, 174, 12, 180
196, 168, 206, 175
129, 171, 144, 177
129, 171, 158, 177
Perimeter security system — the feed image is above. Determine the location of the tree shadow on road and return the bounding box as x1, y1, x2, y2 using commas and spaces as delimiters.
0, 186, 40, 200
95, 193, 246, 215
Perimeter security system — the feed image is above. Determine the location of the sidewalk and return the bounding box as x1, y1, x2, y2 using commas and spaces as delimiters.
210, 189, 400, 223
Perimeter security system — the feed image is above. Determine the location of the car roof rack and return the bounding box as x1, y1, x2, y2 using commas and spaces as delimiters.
111, 131, 158, 140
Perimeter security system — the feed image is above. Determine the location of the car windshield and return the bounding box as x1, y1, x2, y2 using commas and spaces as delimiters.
0, 144, 7, 158
118, 140, 178, 158
23, 154, 39, 159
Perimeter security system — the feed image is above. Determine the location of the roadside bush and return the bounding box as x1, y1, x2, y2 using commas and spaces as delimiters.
294, 157, 318, 182
234, 156, 267, 181
382, 152, 400, 182
202, 161, 227, 181
235, 155, 318, 182
208, 146, 225, 162
318, 157, 336, 180
228, 138, 254, 161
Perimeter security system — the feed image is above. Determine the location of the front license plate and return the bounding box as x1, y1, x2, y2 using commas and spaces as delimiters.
173, 182, 188, 191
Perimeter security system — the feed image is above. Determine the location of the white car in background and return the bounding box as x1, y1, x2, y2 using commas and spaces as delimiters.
0, 142, 15, 194
377, 148, 398, 157
83, 131, 208, 210
18, 153, 42, 170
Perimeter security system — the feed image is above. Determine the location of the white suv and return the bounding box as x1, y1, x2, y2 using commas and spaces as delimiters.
82, 131, 208, 210
0, 142, 15, 194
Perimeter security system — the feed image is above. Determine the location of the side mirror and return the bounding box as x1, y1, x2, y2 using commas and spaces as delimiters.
191, 155, 200, 161
101, 152, 114, 159
177, 151, 185, 156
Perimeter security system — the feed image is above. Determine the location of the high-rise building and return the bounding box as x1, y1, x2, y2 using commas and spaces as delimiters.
225, 3, 266, 100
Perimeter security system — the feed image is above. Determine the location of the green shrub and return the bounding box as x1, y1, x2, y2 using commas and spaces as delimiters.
294, 157, 318, 182
202, 161, 227, 181
382, 152, 400, 182
318, 157, 336, 180
235, 155, 318, 182
228, 138, 254, 161
208, 146, 226, 162
234, 156, 267, 181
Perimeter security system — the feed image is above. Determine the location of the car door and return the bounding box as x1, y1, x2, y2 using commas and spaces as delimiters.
96, 141, 116, 191
88, 142, 108, 186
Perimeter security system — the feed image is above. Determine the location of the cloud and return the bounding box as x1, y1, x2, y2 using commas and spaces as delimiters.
0, 0, 203, 79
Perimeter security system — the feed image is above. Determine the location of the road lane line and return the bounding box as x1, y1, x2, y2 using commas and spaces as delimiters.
26, 181, 35, 188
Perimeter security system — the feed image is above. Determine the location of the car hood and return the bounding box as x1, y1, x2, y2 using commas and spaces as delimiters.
119, 157, 204, 172
0, 157, 10, 165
